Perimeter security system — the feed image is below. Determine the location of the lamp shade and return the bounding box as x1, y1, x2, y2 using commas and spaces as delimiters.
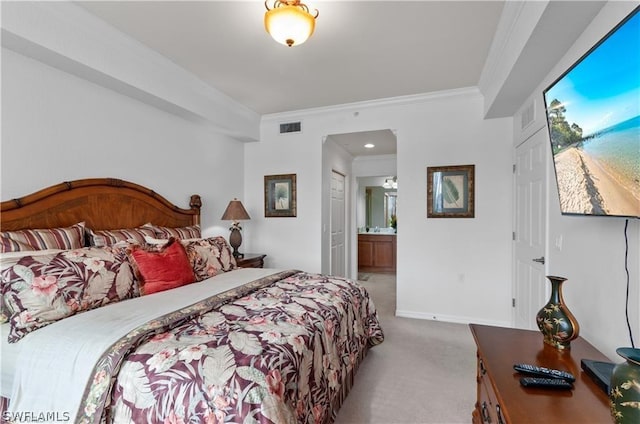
264, 1, 317, 47
221, 199, 251, 221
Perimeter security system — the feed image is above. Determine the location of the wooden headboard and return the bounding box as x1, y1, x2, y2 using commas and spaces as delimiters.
0, 178, 201, 232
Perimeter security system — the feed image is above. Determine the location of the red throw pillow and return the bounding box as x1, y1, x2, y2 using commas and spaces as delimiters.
128, 238, 195, 295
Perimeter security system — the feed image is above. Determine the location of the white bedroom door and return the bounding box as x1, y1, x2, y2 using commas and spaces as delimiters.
331, 171, 346, 277
514, 128, 548, 330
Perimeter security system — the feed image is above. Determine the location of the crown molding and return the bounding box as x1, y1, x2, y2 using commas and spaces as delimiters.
262, 86, 481, 122
353, 154, 397, 162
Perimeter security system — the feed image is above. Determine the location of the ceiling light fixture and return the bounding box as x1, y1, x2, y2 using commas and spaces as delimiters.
264, 0, 319, 47
364, 143, 375, 148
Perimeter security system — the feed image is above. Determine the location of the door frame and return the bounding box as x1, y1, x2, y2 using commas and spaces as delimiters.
512, 127, 550, 329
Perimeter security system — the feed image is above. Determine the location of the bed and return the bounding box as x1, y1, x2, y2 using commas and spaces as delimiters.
0, 178, 384, 424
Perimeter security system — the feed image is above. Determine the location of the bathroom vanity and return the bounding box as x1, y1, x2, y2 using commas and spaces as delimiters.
358, 232, 396, 272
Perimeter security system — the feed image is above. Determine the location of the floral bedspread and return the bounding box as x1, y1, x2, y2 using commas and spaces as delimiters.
78, 271, 384, 424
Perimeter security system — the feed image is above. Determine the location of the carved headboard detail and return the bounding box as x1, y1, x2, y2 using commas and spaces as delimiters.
0, 178, 201, 232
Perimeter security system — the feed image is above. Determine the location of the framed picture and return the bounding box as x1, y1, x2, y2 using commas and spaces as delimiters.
427, 165, 475, 218
264, 174, 297, 217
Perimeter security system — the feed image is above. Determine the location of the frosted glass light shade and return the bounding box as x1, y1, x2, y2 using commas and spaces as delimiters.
265, 4, 316, 47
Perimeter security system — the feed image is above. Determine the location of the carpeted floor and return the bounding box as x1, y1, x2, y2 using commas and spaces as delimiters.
335, 273, 477, 424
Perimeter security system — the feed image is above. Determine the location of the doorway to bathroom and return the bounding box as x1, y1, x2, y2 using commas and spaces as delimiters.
357, 175, 397, 278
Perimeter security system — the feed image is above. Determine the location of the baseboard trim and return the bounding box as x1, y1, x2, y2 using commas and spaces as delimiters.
395, 309, 510, 328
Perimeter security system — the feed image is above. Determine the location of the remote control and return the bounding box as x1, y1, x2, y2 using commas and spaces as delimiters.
513, 363, 575, 382
520, 377, 573, 389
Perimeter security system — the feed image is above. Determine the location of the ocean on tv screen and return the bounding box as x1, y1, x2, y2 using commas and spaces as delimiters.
552, 115, 640, 217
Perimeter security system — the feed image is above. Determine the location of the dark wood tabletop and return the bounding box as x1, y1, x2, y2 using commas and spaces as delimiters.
470, 324, 613, 424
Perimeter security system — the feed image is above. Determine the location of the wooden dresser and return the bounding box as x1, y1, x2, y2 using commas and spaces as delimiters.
469, 324, 612, 424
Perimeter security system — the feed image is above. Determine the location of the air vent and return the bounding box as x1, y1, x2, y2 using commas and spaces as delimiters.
279, 121, 302, 134
521, 101, 535, 130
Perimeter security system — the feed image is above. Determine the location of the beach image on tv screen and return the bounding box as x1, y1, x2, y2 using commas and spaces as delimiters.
544, 8, 640, 217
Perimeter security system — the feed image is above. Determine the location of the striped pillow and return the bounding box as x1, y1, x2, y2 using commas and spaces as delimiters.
146, 224, 201, 240
88, 227, 156, 247
0, 222, 85, 253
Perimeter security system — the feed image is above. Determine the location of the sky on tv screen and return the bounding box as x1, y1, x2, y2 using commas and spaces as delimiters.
545, 9, 639, 136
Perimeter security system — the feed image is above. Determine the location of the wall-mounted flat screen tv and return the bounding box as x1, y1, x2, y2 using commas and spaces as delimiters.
543, 5, 640, 218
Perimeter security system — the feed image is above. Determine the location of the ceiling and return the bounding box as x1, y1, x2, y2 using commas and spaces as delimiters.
77, 1, 505, 116
326, 129, 397, 157
75, 1, 606, 157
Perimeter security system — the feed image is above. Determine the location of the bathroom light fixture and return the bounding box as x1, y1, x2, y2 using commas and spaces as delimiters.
264, 0, 319, 47
364, 143, 375, 148
382, 177, 398, 189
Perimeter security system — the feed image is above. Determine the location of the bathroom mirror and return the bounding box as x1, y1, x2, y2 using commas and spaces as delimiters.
385, 191, 397, 227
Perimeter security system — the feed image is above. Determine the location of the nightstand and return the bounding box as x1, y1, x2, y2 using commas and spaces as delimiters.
235, 253, 266, 268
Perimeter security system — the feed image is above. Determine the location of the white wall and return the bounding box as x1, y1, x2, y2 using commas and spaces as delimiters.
352, 154, 398, 178
243, 117, 324, 271
1, 47, 245, 237
1, 2, 257, 237
395, 92, 513, 326
512, 1, 639, 360
1, 2, 259, 141
246, 90, 513, 325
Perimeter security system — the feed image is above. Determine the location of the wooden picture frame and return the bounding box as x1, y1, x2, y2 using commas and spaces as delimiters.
427, 165, 475, 218
264, 174, 297, 217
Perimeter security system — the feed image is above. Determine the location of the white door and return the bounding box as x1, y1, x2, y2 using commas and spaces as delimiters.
331, 171, 346, 277
513, 128, 548, 330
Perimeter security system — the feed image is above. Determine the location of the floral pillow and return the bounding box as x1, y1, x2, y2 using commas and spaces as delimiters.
0, 250, 64, 324
183, 236, 237, 281
1, 246, 139, 343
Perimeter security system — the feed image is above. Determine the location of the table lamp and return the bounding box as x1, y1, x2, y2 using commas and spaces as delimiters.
221, 198, 251, 258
